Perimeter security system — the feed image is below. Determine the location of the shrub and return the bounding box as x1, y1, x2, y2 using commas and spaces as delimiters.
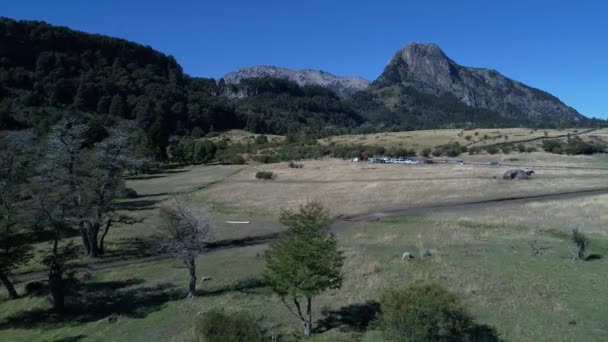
193, 309, 265, 342
526, 146, 537, 153
255, 135, 269, 145
485, 146, 499, 155
516, 144, 526, 153
468, 146, 481, 155
500, 144, 512, 154
421, 148, 432, 158
431, 142, 464, 157
254, 154, 278, 164
377, 284, 497, 342
255, 171, 275, 180
571, 228, 589, 261
288, 161, 304, 168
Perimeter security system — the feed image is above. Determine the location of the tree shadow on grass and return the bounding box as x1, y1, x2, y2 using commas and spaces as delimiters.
315, 301, 380, 333
198, 276, 267, 297
115, 199, 161, 211
0, 278, 183, 330
206, 232, 281, 251
53, 335, 86, 342
102, 237, 158, 260
586, 253, 603, 261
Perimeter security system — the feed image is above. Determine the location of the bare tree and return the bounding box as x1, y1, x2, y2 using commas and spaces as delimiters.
156, 198, 211, 298
80, 127, 144, 257
44, 121, 143, 257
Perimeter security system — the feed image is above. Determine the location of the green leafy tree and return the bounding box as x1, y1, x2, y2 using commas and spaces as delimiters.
109, 94, 127, 118
264, 201, 344, 336
193, 140, 217, 164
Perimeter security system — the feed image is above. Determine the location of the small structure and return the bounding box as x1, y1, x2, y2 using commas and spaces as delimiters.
503, 169, 534, 180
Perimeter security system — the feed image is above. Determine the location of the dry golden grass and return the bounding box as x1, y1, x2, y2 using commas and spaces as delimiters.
205, 129, 285, 144
318, 128, 606, 150
191, 155, 608, 218
436, 193, 608, 235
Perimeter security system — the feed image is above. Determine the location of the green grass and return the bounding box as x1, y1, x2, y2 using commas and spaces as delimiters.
3, 216, 608, 341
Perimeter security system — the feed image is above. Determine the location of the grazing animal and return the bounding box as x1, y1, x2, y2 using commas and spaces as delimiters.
401, 251, 414, 260
503, 169, 534, 180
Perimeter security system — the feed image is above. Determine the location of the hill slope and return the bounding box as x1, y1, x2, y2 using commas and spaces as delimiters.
223, 66, 369, 97
352, 43, 587, 129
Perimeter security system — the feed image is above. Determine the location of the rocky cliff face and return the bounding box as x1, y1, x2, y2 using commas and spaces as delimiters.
223, 66, 369, 97
374, 43, 585, 125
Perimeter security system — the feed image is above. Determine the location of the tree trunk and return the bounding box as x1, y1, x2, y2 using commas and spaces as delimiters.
87, 223, 100, 257
187, 257, 196, 299
48, 260, 65, 313
99, 220, 112, 255
304, 296, 312, 336
0, 271, 18, 299
79, 224, 91, 256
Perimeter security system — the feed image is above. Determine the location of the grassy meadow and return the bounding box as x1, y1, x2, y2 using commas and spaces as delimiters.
1, 128, 608, 341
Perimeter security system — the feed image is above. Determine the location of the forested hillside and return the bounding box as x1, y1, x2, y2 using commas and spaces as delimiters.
0, 18, 363, 157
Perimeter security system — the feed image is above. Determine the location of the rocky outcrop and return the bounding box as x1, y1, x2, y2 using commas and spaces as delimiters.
223, 66, 369, 97
374, 43, 586, 125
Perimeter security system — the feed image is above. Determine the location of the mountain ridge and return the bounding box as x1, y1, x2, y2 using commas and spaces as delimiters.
222, 65, 369, 97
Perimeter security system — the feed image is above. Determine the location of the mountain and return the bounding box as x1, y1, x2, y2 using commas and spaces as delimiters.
352, 43, 586, 128
223, 66, 369, 97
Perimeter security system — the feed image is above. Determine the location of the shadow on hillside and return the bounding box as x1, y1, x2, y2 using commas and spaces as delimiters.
136, 192, 171, 198
206, 232, 281, 251
115, 199, 161, 211
199, 277, 267, 297
315, 301, 380, 333
103, 237, 158, 260
0, 278, 183, 330
54, 335, 86, 342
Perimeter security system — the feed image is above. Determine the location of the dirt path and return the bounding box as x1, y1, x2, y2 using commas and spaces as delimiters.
13, 186, 608, 283
466, 127, 601, 148
330, 187, 608, 231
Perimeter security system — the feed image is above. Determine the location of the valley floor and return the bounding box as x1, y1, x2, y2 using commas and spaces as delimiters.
1, 150, 608, 341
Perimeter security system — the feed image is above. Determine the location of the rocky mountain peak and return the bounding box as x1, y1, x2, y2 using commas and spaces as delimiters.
222, 66, 369, 97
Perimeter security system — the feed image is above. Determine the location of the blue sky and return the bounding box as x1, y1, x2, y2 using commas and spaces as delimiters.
3, 0, 607, 118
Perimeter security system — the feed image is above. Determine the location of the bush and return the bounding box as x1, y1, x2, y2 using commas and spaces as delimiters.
485, 146, 499, 155
468, 146, 481, 155
572, 228, 589, 261
377, 284, 498, 342
288, 161, 304, 168
421, 148, 432, 158
516, 144, 526, 153
193, 309, 265, 342
255, 171, 275, 180
500, 144, 512, 154
433, 142, 465, 157
255, 135, 269, 145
